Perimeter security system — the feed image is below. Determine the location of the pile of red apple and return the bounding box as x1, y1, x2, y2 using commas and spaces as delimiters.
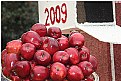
2, 23, 98, 81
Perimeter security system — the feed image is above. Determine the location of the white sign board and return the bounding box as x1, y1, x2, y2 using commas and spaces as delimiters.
38, 1, 76, 30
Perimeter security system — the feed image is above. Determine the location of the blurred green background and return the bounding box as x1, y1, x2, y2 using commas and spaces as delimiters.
1, 1, 39, 51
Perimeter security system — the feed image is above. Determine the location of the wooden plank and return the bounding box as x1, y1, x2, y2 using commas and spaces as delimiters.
113, 44, 121, 81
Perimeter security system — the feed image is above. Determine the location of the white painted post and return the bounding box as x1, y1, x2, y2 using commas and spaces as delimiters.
110, 43, 116, 81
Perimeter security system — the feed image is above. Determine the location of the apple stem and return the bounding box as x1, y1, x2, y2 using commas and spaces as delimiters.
62, 55, 65, 58
56, 67, 60, 71
40, 42, 42, 46
26, 45, 30, 50
82, 54, 86, 58
85, 66, 88, 70
75, 46, 79, 49
42, 53, 45, 58
53, 32, 56, 36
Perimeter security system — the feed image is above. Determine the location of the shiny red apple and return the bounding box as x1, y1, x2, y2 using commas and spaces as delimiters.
20, 43, 36, 60
14, 61, 31, 78
53, 51, 69, 64
79, 46, 90, 61
65, 48, 80, 65
31, 23, 47, 37
34, 50, 51, 66
42, 37, 59, 55
50, 62, 67, 81
57, 35, 69, 50
67, 65, 84, 81
30, 66, 49, 81
89, 55, 98, 71
6, 40, 22, 54
69, 33, 84, 50
5, 53, 20, 71
78, 61, 94, 76
48, 27, 62, 39
21, 31, 41, 48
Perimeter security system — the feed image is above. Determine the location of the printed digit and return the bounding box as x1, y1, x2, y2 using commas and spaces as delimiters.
50, 7, 55, 25
55, 5, 61, 23
61, 3, 67, 23
44, 8, 50, 26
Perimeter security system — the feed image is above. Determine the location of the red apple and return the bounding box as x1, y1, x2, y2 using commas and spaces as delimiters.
20, 43, 36, 60
14, 61, 31, 78
21, 31, 41, 48
57, 35, 69, 50
5, 53, 20, 71
6, 40, 22, 54
34, 50, 51, 66
53, 51, 69, 64
89, 55, 98, 71
69, 33, 84, 50
79, 46, 90, 61
65, 48, 80, 65
50, 62, 67, 81
48, 27, 62, 39
67, 65, 84, 81
30, 66, 49, 81
1, 49, 7, 68
78, 61, 94, 76
42, 37, 59, 55
31, 23, 47, 37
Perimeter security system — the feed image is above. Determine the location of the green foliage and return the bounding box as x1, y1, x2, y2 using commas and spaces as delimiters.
1, 1, 39, 50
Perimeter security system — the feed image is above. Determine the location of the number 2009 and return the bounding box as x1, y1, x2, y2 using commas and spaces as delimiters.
44, 3, 67, 26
